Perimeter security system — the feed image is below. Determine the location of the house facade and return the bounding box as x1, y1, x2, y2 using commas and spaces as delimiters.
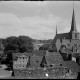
12, 52, 32, 69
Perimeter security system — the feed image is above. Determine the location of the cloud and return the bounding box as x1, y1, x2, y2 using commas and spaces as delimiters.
0, 12, 76, 40
57, 19, 71, 33
1, 1, 48, 8
0, 12, 62, 40
0, 1, 79, 40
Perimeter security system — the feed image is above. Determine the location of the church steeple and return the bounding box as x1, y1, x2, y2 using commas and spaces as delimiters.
70, 3, 80, 40
70, 3, 77, 33
56, 25, 57, 35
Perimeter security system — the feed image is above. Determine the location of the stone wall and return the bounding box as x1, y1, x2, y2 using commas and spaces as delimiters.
13, 67, 74, 79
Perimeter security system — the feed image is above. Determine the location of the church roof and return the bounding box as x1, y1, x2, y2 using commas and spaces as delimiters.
70, 7, 77, 33
53, 32, 71, 44
53, 6, 79, 44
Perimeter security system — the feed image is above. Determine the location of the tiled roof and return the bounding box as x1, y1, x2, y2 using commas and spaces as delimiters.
33, 50, 46, 56
30, 55, 44, 68
72, 53, 80, 58
63, 61, 79, 70
12, 52, 33, 60
53, 32, 71, 44
45, 52, 64, 65
60, 49, 72, 54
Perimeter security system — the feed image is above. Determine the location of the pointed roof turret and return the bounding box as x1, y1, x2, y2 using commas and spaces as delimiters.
56, 25, 57, 35
70, 3, 77, 33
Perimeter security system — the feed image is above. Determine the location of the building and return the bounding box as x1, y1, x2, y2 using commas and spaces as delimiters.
30, 50, 46, 68
52, 7, 80, 54
62, 61, 80, 73
12, 52, 33, 69
33, 40, 43, 50
45, 51, 64, 68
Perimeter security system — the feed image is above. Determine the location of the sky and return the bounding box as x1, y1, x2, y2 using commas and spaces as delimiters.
0, 1, 80, 40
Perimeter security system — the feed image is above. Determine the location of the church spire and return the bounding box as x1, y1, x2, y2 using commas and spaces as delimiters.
70, 3, 77, 33
56, 25, 57, 35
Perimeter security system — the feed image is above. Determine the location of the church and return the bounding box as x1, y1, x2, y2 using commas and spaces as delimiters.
52, 6, 80, 54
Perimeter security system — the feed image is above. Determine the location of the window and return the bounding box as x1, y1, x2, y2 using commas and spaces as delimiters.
50, 65, 53, 67
76, 48, 77, 52
74, 46, 78, 52
36, 59, 39, 63
75, 34, 77, 39
36, 60, 39, 63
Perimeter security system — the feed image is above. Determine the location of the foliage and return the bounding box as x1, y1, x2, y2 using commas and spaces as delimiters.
39, 43, 53, 52
18, 36, 33, 53
0, 35, 33, 67
33, 39, 53, 44
4, 36, 33, 53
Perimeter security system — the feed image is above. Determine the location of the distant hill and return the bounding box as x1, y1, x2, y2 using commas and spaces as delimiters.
33, 39, 53, 44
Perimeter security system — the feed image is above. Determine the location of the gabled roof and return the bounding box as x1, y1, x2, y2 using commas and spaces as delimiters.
45, 52, 63, 65
30, 51, 46, 68
12, 52, 33, 60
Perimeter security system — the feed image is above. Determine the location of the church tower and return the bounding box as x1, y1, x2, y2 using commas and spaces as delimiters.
70, 4, 80, 39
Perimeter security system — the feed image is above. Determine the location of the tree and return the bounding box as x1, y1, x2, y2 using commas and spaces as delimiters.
18, 36, 33, 53
3, 35, 33, 68
4, 36, 33, 53
39, 44, 50, 50
4, 36, 18, 53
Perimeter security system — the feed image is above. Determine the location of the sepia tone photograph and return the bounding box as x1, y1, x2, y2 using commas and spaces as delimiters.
0, 1, 80, 79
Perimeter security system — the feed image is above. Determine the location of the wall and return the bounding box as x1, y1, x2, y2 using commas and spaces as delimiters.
13, 57, 28, 69
56, 39, 61, 51
13, 67, 69, 78
13, 67, 78, 79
